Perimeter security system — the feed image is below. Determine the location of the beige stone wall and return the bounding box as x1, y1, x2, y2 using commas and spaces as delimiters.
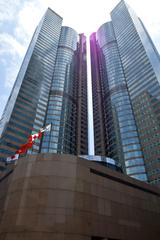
0, 153, 160, 240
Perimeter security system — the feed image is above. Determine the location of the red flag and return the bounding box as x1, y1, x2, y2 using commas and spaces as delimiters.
30, 131, 42, 141
6, 154, 19, 163
6, 124, 51, 163
16, 141, 33, 154
15, 131, 42, 154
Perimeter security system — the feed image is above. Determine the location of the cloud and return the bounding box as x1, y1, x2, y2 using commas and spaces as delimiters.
0, 33, 26, 57
0, 0, 21, 23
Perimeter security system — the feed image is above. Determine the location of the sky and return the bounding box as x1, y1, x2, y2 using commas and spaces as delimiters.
0, 0, 160, 121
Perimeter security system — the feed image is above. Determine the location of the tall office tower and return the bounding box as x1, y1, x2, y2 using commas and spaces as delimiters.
41, 32, 88, 154
74, 34, 88, 155
0, 8, 88, 160
90, 0, 160, 184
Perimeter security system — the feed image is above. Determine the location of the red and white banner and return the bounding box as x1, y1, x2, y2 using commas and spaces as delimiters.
6, 154, 19, 163
6, 124, 51, 163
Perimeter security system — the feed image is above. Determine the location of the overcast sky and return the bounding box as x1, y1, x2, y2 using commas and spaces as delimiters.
0, 0, 160, 119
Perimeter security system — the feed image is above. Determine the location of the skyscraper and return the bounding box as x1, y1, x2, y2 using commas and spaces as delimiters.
0, 8, 88, 159
90, 0, 160, 184
1, 1, 160, 186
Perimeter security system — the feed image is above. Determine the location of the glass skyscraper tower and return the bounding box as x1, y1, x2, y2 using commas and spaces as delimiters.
90, 0, 160, 183
0, 8, 88, 159
1, 1, 160, 186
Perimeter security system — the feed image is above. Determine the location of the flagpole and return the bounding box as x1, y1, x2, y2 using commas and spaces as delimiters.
48, 122, 52, 151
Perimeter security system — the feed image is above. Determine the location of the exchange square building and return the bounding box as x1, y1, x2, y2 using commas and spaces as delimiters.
0, 1, 160, 240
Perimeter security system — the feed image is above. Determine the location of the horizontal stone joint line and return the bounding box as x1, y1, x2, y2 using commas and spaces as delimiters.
90, 168, 160, 197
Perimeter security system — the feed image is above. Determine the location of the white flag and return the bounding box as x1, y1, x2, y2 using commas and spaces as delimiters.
6, 154, 19, 163
40, 124, 51, 133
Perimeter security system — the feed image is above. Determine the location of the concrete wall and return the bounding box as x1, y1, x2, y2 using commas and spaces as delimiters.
0, 153, 160, 240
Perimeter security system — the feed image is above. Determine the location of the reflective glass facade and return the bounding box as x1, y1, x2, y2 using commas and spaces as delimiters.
91, 0, 160, 184
74, 34, 88, 154
41, 27, 78, 154
79, 155, 122, 172
0, 9, 88, 159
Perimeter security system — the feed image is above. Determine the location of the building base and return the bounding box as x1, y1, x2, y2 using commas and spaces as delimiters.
0, 153, 160, 240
